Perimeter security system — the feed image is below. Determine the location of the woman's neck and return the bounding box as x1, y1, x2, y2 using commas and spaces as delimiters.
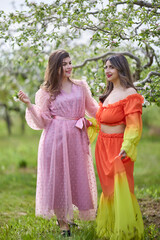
112, 81, 123, 90
62, 77, 70, 85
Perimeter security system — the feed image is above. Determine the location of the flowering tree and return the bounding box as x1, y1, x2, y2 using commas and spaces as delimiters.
1, 0, 159, 49
0, 43, 159, 134
0, 0, 159, 89
0, 46, 46, 134
0, 0, 160, 133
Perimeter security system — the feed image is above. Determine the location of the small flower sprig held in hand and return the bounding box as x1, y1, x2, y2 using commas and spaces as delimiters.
12, 91, 20, 102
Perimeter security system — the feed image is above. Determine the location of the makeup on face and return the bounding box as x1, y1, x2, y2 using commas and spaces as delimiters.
62, 57, 72, 78
104, 60, 119, 82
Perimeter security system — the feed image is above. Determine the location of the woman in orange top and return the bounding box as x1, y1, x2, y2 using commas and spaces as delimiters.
95, 54, 144, 239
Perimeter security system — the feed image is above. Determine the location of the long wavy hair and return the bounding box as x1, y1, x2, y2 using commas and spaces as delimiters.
99, 54, 136, 103
42, 49, 70, 98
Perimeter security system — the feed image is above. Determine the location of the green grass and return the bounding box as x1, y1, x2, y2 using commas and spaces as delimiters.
134, 134, 160, 199
0, 109, 160, 239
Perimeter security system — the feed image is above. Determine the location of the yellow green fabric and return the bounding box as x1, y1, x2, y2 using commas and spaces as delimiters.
121, 112, 143, 161
97, 171, 144, 240
87, 117, 99, 144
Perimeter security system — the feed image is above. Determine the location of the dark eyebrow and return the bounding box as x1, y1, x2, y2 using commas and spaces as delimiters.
62, 60, 71, 63
105, 64, 114, 68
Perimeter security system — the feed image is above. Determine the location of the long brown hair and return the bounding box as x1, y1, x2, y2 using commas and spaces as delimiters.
42, 49, 70, 98
99, 54, 136, 103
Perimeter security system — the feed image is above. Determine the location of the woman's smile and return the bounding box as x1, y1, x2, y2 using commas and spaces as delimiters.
106, 74, 112, 78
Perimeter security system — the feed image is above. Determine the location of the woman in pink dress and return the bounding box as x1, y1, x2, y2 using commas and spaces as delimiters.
18, 49, 98, 237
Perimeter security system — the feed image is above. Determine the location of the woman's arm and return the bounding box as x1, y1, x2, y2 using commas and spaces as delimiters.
121, 112, 142, 161
19, 89, 52, 130
81, 80, 99, 118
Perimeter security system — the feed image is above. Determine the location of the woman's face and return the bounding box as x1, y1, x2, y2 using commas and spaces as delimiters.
61, 57, 72, 79
104, 60, 119, 83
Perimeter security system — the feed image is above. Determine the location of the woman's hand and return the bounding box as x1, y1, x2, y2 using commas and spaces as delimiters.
119, 149, 127, 160
18, 90, 32, 108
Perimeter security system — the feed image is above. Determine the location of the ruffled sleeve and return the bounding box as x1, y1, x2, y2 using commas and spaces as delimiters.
121, 94, 144, 161
81, 80, 99, 118
25, 88, 52, 130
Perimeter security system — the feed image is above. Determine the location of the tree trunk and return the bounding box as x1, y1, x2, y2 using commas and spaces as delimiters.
20, 112, 25, 134
0, 103, 12, 135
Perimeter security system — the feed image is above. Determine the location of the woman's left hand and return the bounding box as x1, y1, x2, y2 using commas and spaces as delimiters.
119, 149, 127, 160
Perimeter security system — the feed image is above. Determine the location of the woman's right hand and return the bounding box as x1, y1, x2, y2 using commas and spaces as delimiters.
119, 149, 127, 160
18, 90, 31, 107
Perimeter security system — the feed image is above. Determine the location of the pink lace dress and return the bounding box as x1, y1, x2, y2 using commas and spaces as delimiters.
25, 80, 99, 221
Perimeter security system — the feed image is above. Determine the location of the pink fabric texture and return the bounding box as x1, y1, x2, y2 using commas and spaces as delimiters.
25, 80, 98, 221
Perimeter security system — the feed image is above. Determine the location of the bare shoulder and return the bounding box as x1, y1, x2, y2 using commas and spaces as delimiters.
125, 87, 137, 97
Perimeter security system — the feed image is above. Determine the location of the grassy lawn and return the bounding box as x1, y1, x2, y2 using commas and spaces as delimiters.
0, 109, 160, 239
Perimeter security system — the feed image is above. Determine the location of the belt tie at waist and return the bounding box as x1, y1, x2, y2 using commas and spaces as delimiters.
53, 116, 90, 129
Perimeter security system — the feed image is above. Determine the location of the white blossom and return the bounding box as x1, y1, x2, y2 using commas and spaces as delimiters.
99, 82, 105, 88
90, 81, 94, 87
91, 68, 97, 73
82, 76, 87, 81
144, 83, 151, 90
96, 87, 100, 92
143, 98, 150, 106
13, 96, 19, 102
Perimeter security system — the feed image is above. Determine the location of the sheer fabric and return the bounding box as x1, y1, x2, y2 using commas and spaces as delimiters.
95, 94, 144, 239
121, 112, 143, 161
96, 93, 144, 162
121, 95, 143, 161
96, 93, 143, 127
25, 80, 99, 221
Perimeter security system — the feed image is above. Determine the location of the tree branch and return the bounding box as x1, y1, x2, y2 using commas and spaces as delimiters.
73, 51, 142, 80
73, 51, 141, 69
155, 54, 160, 67
134, 71, 160, 86
142, 44, 154, 69
114, 1, 160, 9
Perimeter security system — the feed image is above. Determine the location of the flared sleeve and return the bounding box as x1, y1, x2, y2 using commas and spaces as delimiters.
121, 94, 144, 161
25, 88, 52, 130
81, 80, 99, 118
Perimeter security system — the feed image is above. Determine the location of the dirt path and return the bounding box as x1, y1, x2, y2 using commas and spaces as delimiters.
139, 198, 160, 229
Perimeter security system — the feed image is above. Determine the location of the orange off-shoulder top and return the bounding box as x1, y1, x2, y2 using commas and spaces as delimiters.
96, 93, 144, 161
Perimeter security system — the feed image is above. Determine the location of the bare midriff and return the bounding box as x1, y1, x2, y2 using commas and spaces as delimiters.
101, 124, 126, 134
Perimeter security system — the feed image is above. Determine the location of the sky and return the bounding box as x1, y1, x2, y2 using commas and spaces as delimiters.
0, 0, 54, 13
1, 0, 26, 12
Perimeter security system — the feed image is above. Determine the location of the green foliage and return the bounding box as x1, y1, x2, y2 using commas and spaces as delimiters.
0, 47, 47, 112
0, 0, 159, 51
142, 104, 160, 127
18, 159, 28, 168
0, 0, 160, 110
144, 224, 160, 240
140, 76, 160, 106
